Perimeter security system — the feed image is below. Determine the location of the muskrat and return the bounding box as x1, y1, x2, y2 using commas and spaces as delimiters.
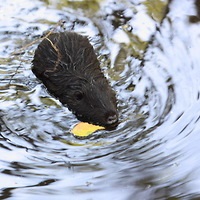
32, 32, 118, 128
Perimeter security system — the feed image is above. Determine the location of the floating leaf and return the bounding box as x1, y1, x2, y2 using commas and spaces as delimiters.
71, 122, 105, 138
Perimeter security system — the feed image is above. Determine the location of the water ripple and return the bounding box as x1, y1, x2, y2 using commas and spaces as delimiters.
1, 0, 200, 199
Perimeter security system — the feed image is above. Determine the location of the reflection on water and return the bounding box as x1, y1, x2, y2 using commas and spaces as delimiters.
1, 0, 200, 199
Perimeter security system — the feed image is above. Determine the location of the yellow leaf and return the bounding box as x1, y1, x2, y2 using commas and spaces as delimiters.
71, 122, 105, 138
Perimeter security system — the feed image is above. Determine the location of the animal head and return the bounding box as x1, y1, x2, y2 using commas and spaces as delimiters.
32, 32, 118, 128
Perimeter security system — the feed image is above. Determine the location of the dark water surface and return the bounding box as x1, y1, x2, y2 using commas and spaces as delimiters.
1, 0, 200, 199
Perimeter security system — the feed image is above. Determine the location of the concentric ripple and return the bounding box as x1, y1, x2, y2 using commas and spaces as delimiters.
1, 0, 200, 199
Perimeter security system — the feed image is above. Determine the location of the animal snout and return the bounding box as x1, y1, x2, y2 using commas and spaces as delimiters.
106, 111, 118, 127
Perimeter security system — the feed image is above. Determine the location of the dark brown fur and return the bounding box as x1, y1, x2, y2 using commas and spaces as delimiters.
32, 32, 118, 128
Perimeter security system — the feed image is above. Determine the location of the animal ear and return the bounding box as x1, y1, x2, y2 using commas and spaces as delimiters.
43, 69, 59, 78
43, 71, 51, 78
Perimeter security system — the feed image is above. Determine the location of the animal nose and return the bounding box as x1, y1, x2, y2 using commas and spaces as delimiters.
106, 113, 118, 126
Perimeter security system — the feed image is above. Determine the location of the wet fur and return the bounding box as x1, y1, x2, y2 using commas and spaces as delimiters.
32, 32, 118, 128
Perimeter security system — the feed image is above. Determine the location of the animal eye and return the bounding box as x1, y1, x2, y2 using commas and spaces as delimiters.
74, 91, 84, 101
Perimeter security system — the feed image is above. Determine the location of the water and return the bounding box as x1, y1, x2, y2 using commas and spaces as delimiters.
1, 0, 200, 199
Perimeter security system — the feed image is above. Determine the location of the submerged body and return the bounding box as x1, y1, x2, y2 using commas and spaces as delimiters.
32, 32, 118, 128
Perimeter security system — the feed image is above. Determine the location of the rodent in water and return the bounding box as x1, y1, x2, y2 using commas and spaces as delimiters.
32, 32, 118, 128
